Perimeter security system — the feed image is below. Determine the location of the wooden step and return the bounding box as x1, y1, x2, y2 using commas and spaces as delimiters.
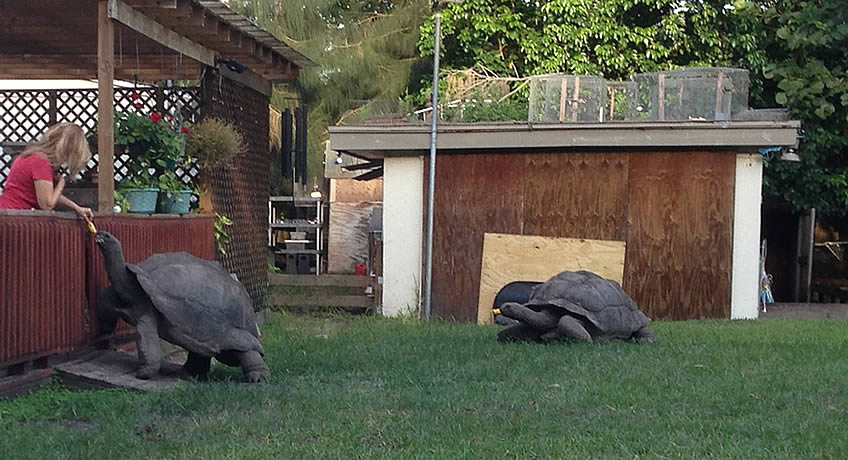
267, 292, 374, 309
269, 273, 371, 287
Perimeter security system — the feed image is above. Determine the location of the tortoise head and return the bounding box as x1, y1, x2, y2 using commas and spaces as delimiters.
498, 302, 524, 320
94, 231, 121, 252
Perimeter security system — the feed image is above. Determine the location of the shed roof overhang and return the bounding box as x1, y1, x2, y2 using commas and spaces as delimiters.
0, 0, 313, 84
328, 121, 802, 160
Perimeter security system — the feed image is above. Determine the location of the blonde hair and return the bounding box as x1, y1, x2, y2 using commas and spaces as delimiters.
21, 122, 92, 178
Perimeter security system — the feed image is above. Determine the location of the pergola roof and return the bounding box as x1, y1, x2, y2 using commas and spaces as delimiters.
0, 0, 313, 82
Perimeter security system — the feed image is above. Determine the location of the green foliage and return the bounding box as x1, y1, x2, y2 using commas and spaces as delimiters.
733, 0, 848, 217
3, 314, 848, 457
418, 0, 738, 81
228, 0, 431, 189
441, 96, 529, 122
413, 0, 743, 118
214, 213, 233, 255
108, 111, 191, 192
184, 117, 244, 174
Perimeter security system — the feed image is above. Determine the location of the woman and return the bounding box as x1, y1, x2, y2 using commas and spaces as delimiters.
0, 122, 94, 219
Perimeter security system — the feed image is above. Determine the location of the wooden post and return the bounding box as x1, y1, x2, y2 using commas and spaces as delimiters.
571, 76, 580, 122
657, 73, 666, 121
97, 0, 115, 213
714, 70, 725, 119
47, 90, 58, 126
558, 78, 567, 122
608, 87, 616, 120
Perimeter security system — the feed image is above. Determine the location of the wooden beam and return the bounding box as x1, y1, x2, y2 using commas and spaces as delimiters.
107, 0, 215, 66
216, 63, 271, 97
98, 0, 116, 213
123, 0, 177, 7
0, 66, 200, 81
0, 55, 202, 80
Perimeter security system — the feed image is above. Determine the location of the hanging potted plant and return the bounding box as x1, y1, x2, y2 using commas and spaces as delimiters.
113, 110, 192, 213
184, 117, 244, 213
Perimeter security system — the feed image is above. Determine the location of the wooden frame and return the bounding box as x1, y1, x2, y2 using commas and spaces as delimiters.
107, 0, 215, 66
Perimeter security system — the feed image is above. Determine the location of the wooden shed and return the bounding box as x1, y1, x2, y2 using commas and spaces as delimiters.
329, 121, 801, 322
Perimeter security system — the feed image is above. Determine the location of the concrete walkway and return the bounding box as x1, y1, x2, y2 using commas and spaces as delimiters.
759, 302, 848, 320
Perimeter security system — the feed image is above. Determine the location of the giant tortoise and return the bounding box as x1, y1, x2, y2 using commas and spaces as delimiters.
495, 270, 656, 344
94, 231, 270, 382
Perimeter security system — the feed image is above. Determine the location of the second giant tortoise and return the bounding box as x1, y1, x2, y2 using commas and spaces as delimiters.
496, 270, 656, 344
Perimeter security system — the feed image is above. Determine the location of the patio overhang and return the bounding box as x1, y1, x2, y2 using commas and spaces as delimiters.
0, 0, 313, 83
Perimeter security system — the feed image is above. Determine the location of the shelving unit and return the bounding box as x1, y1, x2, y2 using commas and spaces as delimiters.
268, 196, 324, 275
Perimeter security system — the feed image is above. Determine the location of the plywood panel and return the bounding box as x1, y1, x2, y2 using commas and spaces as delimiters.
624, 152, 735, 320
477, 234, 626, 324
431, 154, 525, 322
523, 153, 629, 241
328, 201, 381, 273
332, 178, 383, 203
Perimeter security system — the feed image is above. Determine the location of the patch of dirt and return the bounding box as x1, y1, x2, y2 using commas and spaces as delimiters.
27, 419, 98, 431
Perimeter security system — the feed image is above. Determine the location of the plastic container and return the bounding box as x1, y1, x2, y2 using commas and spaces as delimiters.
159, 190, 193, 214
123, 188, 159, 213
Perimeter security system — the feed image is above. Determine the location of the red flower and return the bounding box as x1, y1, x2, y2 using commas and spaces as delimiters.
133, 102, 144, 109
167, 115, 174, 122
148, 113, 162, 123
130, 92, 140, 101
180, 126, 190, 134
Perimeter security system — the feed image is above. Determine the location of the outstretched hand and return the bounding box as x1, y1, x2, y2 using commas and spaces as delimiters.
76, 206, 94, 219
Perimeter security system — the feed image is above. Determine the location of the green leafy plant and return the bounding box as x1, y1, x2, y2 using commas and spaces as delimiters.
214, 212, 233, 255
108, 110, 192, 192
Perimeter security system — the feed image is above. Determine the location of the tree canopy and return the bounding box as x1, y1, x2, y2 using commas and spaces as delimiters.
229, 0, 429, 191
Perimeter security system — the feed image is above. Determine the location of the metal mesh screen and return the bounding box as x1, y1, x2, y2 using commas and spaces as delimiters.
202, 71, 270, 310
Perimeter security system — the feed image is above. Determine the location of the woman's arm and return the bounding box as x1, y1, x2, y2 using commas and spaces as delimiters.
34, 176, 65, 210
34, 178, 94, 218
57, 195, 94, 218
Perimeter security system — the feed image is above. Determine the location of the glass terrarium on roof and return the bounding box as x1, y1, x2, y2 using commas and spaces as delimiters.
606, 81, 639, 121
632, 67, 750, 121
528, 74, 607, 122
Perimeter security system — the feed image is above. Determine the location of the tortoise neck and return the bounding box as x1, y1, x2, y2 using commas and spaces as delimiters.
101, 245, 134, 296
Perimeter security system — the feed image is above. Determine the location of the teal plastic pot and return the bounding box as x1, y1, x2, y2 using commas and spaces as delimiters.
159, 190, 193, 214
123, 188, 159, 213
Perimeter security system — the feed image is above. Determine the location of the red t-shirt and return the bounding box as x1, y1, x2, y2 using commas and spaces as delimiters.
0, 153, 56, 210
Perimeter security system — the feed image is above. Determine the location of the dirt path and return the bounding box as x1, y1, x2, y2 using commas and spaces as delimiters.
759, 302, 848, 320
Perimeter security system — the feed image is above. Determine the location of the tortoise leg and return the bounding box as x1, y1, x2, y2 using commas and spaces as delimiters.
497, 322, 545, 343
134, 310, 162, 379
238, 351, 270, 383
499, 302, 560, 330
183, 352, 212, 381
556, 315, 593, 342
633, 325, 657, 344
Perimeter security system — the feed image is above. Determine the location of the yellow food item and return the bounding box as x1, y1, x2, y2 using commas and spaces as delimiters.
492, 308, 501, 316
87, 221, 97, 234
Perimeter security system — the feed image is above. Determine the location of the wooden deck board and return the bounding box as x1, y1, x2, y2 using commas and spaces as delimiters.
54, 350, 184, 392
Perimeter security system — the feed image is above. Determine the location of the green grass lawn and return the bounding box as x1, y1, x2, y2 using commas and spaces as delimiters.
2, 312, 847, 459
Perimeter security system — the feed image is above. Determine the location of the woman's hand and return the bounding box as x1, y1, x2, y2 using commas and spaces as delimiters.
76, 206, 94, 219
